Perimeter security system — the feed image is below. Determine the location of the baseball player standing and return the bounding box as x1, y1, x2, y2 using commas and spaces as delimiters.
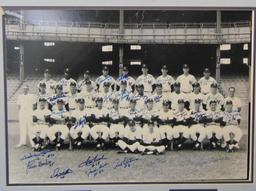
116, 66, 136, 93
176, 64, 197, 94
95, 66, 115, 92
203, 83, 224, 111
16, 85, 37, 148
77, 70, 97, 93
38, 69, 56, 96
224, 87, 242, 112
198, 68, 217, 95
59, 68, 77, 94
188, 82, 205, 110
136, 64, 156, 93
156, 65, 175, 94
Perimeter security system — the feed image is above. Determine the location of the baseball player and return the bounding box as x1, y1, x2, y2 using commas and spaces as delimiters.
156, 65, 175, 93
204, 100, 224, 150
48, 84, 68, 111
16, 85, 37, 148
222, 100, 242, 152
77, 70, 97, 93
224, 87, 242, 112
36, 82, 50, 110
141, 98, 158, 124
151, 83, 169, 110
172, 99, 190, 150
97, 81, 115, 109
116, 66, 136, 93
132, 83, 150, 110
198, 68, 217, 95
187, 99, 207, 150
188, 82, 205, 110
89, 97, 110, 150
116, 120, 142, 153
138, 121, 165, 155
30, 98, 51, 151
136, 64, 156, 93
69, 98, 90, 149
203, 83, 224, 111
38, 69, 56, 96
168, 82, 189, 110
48, 99, 70, 150
176, 64, 197, 94
109, 99, 126, 144
157, 101, 175, 148
78, 80, 97, 109
122, 99, 143, 124
95, 65, 115, 92
67, 82, 79, 111
114, 80, 132, 111
59, 68, 77, 94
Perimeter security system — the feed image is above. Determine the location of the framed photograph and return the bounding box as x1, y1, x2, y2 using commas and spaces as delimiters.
0, 1, 255, 191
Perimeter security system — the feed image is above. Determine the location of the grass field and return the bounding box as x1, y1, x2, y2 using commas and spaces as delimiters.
7, 121, 249, 184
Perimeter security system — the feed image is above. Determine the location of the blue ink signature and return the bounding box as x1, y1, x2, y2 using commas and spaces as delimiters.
50, 167, 73, 179
26, 157, 55, 174
20, 150, 54, 161
78, 154, 108, 177
112, 157, 139, 169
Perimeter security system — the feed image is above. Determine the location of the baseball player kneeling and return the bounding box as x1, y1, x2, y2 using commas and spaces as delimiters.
222, 100, 242, 152
48, 99, 70, 150
138, 121, 165, 155
30, 98, 51, 151
69, 98, 90, 149
116, 120, 142, 153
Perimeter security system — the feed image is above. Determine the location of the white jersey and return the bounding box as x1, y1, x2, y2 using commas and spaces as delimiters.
150, 93, 169, 110
224, 97, 242, 111
173, 109, 190, 122
67, 93, 79, 110
79, 90, 97, 108
176, 74, 197, 93
59, 78, 77, 94
156, 75, 175, 92
223, 110, 241, 125
17, 94, 37, 113
198, 76, 217, 94
114, 90, 132, 109
116, 75, 136, 92
157, 109, 174, 121
121, 126, 142, 140
205, 109, 223, 125
90, 107, 108, 119
97, 91, 115, 109
204, 92, 224, 110
77, 79, 97, 92
142, 108, 158, 120
33, 108, 51, 125
122, 108, 142, 120
141, 126, 162, 144
50, 108, 70, 124
70, 109, 87, 128
188, 92, 205, 110
95, 75, 115, 92
48, 93, 68, 107
109, 108, 122, 120
136, 74, 156, 92
132, 93, 150, 110
38, 79, 56, 96
189, 110, 206, 123
168, 92, 188, 111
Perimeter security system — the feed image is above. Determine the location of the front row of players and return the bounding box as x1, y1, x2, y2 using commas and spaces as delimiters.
31, 94, 242, 154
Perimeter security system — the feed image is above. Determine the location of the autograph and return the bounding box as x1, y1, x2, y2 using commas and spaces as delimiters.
20, 149, 54, 161
50, 167, 73, 179
112, 157, 139, 169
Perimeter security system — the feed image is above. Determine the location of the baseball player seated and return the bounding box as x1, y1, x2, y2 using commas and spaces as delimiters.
48, 98, 70, 150
114, 80, 131, 111
116, 120, 142, 153
31, 98, 51, 151
141, 98, 159, 125
151, 83, 169, 110
176, 64, 197, 94
187, 99, 207, 150
48, 84, 68, 111
222, 100, 242, 152
224, 87, 242, 112
59, 68, 77, 94
79, 80, 97, 109
188, 82, 205, 111
168, 82, 189, 111
97, 81, 115, 109
116, 66, 136, 93
156, 65, 175, 94
109, 99, 126, 145
172, 99, 190, 150
132, 83, 149, 110
67, 82, 79, 111
157, 101, 175, 148
203, 83, 224, 111
89, 97, 110, 150
198, 68, 217, 95
204, 100, 224, 150
69, 98, 90, 149
122, 99, 143, 126
138, 121, 165, 155
95, 65, 115, 92
136, 64, 156, 93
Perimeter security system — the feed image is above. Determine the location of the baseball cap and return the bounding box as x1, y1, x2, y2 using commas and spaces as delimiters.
209, 100, 217, 104
130, 99, 137, 103
163, 100, 169, 106
84, 70, 90, 74
85, 80, 92, 85
194, 99, 201, 104
211, 83, 218, 88
178, 99, 185, 104
162, 65, 168, 70
103, 81, 111, 87
120, 80, 127, 85
39, 82, 46, 87
146, 98, 154, 103
112, 98, 119, 104
77, 98, 85, 104
226, 100, 233, 105
57, 98, 64, 104
44, 68, 50, 73
148, 120, 154, 125
64, 68, 70, 74
70, 82, 77, 87
102, 66, 109, 71
128, 120, 135, 126
155, 83, 163, 87
173, 82, 181, 87
136, 83, 144, 88
96, 97, 103, 102
183, 64, 189, 69
56, 84, 63, 90
204, 68, 210, 73
192, 82, 200, 87
123, 66, 128, 71
142, 64, 148, 69
39, 97, 47, 102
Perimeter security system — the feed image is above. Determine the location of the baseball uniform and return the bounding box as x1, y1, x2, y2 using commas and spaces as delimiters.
176, 74, 197, 94
198, 76, 217, 95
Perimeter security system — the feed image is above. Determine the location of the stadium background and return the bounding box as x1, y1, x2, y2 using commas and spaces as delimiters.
4, 9, 252, 183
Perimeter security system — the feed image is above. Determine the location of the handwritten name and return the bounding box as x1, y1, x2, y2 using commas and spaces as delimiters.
50, 167, 73, 179
112, 157, 139, 169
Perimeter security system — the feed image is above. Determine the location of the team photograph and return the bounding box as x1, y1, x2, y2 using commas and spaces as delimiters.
4, 9, 252, 184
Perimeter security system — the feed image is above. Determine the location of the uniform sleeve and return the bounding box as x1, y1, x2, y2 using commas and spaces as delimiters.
176, 76, 181, 83
17, 95, 21, 105
191, 75, 197, 84
236, 98, 242, 108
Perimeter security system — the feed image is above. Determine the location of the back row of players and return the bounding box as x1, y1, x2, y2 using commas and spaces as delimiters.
17, 64, 243, 154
